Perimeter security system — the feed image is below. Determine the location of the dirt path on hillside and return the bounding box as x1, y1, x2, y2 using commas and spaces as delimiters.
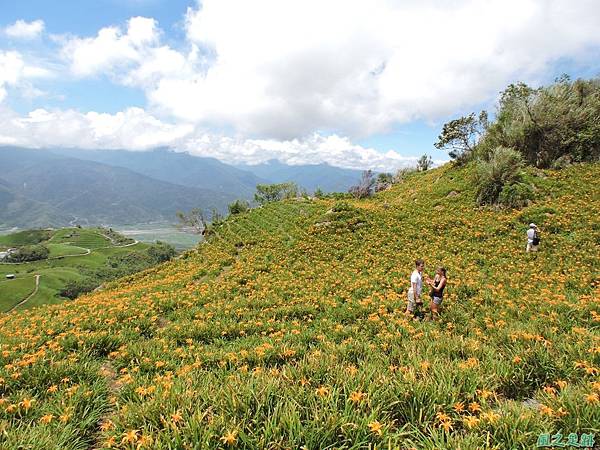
7, 274, 40, 313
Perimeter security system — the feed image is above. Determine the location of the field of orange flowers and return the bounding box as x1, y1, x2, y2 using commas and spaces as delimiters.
0, 162, 598, 449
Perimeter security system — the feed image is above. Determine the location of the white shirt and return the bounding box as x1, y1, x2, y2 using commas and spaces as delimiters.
527, 228, 536, 243
410, 270, 423, 296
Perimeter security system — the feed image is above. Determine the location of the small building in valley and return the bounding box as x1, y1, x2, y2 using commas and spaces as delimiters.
5, 274, 15, 279
0, 248, 16, 261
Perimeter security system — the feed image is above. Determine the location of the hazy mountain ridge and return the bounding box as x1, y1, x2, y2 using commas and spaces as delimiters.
52, 148, 269, 198
0, 146, 364, 228
237, 159, 363, 193
0, 147, 235, 227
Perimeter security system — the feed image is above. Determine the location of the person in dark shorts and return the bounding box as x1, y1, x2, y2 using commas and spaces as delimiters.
426, 267, 447, 320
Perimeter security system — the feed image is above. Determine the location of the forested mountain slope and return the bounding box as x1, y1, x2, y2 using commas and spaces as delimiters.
0, 147, 234, 227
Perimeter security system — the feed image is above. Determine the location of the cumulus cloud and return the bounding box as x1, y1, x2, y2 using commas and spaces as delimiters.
0, 106, 423, 171
182, 133, 424, 171
60, 15, 199, 89
4, 19, 45, 39
0, 106, 192, 150
57, 1, 600, 141
0, 51, 52, 103
175, 0, 600, 138
62, 16, 160, 77
5, 1, 600, 169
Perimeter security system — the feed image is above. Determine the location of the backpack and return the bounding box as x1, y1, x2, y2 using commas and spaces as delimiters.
532, 231, 540, 246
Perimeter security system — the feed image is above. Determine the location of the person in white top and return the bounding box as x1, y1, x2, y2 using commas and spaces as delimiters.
526, 223, 539, 252
405, 259, 425, 316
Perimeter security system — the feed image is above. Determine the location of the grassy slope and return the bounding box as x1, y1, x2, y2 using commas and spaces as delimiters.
0, 276, 36, 311
50, 228, 115, 249
0, 229, 53, 247
0, 228, 149, 312
0, 163, 598, 449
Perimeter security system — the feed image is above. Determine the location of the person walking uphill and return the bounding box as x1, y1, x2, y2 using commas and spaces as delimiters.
405, 259, 425, 317
526, 223, 540, 252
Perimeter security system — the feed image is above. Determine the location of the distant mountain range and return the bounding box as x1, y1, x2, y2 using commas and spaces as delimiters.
236, 159, 364, 193
0, 147, 233, 228
53, 148, 267, 199
0, 146, 362, 228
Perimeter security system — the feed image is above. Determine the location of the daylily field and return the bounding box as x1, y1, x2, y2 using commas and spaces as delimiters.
0, 163, 598, 449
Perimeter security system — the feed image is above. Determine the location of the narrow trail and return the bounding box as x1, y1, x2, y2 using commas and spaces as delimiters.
7, 274, 40, 313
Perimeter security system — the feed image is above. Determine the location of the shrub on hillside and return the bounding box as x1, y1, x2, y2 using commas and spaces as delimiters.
474, 146, 527, 206
349, 170, 376, 199
228, 199, 250, 215
374, 173, 394, 192
498, 182, 535, 208
146, 241, 176, 263
254, 182, 299, 205
393, 167, 417, 184
59, 278, 98, 300
6, 244, 49, 262
417, 154, 434, 171
313, 201, 367, 233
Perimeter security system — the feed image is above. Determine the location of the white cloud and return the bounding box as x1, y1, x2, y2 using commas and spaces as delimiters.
0, 106, 192, 150
0, 106, 423, 171
4, 19, 45, 39
182, 133, 423, 171
62, 16, 160, 77
161, 0, 600, 138
58, 1, 600, 141
5, 1, 599, 170
0, 51, 52, 103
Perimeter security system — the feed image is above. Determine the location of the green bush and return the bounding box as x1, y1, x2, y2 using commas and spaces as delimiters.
498, 182, 534, 208
474, 146, 525, 205
393, 167, 417, 184
254, 183, 299, 205
375, 173, 394, 192
228, 199, 250, 215
551, 155, 573, 170
313, 201, 367, 233
59, 278, 99, 299
6, 244, 49, 262
146, 241, 176, 263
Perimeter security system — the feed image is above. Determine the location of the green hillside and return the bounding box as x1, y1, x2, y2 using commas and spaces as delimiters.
0, 163, 598, 449
0, 229, 53, 248
0, 228, 161, 313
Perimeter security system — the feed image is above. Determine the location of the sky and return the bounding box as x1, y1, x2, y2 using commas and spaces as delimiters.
1, 0, 599, 171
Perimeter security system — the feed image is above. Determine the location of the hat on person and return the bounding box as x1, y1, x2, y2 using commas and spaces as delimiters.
529, 223, 537, 228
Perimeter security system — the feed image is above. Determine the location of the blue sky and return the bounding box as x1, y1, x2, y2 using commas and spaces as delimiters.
1, 0, 191, 38
1, 0, 599, 170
